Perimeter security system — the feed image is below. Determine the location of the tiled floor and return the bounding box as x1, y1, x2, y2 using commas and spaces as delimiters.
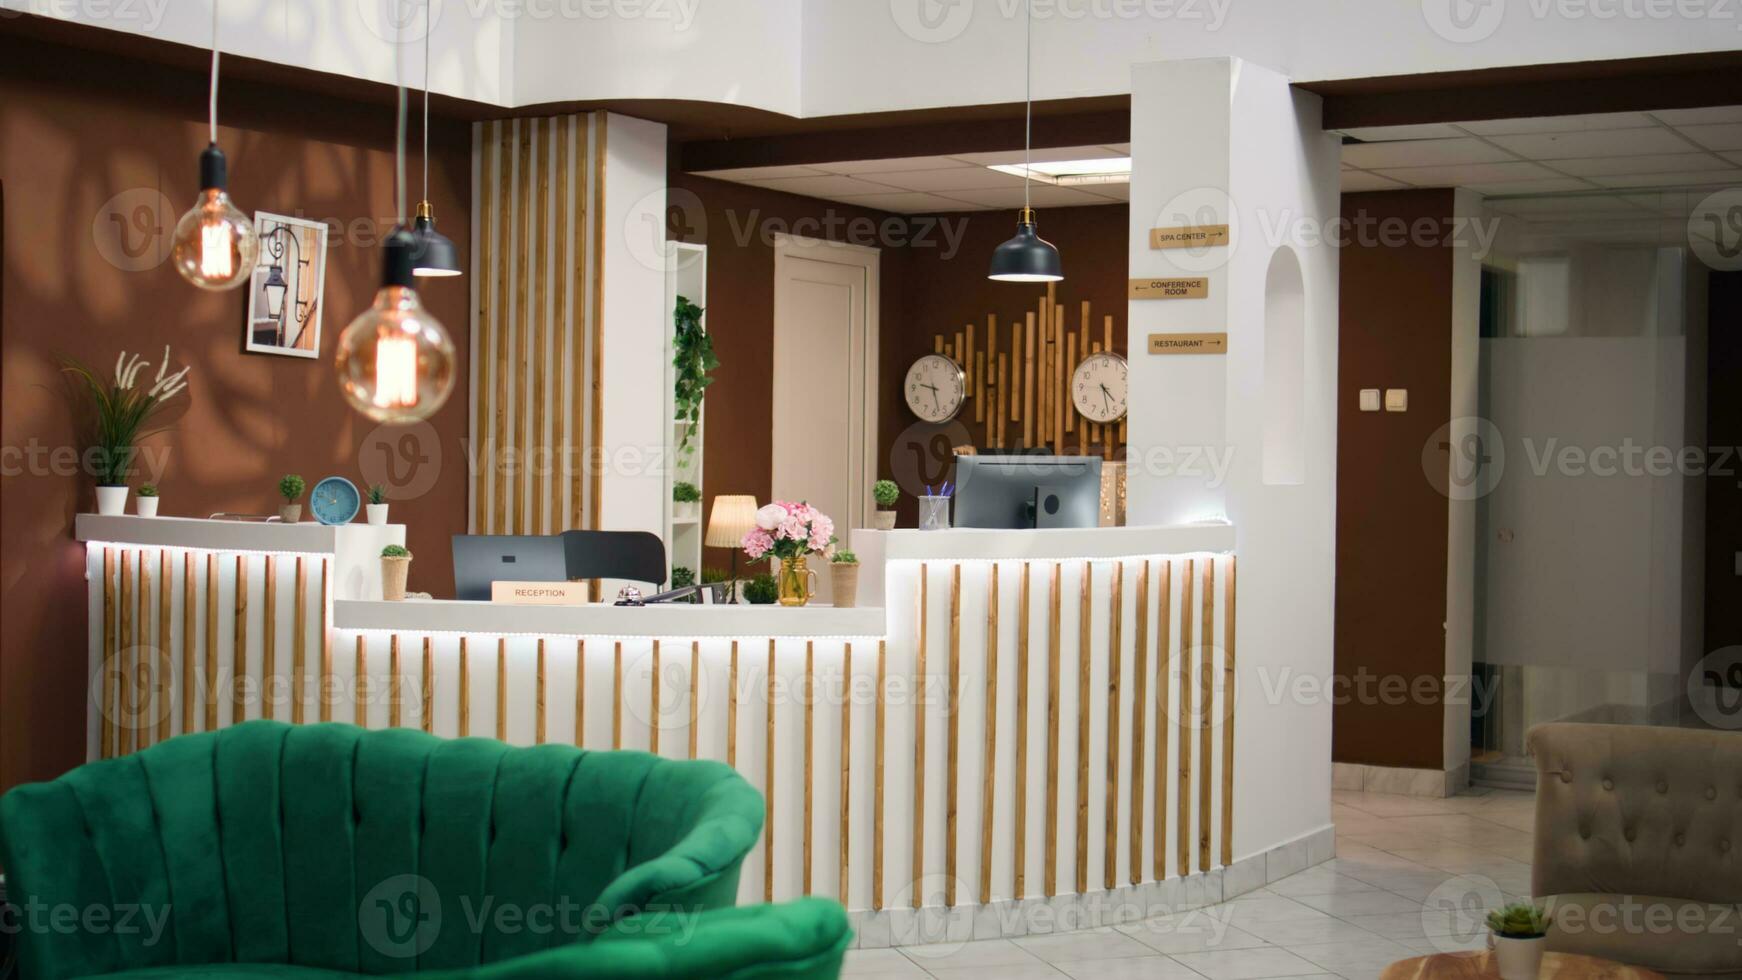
842, 785, 1537, 980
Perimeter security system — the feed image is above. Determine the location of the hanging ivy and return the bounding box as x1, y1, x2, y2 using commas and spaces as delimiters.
673, 295, 715, 458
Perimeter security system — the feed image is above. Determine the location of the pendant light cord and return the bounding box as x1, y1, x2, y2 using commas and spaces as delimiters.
1022, 0, 1032, 213
395, 12, 407, 224
208, 0, 220, 143
422, 4, 431, 202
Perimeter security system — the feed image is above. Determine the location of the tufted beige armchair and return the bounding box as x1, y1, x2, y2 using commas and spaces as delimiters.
1529, 723, 1742, 979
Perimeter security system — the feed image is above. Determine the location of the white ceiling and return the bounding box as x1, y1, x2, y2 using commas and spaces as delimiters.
692, 107, 1742, 214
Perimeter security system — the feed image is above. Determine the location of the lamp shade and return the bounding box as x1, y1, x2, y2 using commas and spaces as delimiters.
705, 494, 760, 549
409, 203, 462, 277
988, 208, 1063, 282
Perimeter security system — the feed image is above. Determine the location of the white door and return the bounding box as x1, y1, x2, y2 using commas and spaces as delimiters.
772, 236, 879, 604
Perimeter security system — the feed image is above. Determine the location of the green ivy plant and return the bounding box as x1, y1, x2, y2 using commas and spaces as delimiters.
1486, 902, 1551, 939
672, 296, 715, 459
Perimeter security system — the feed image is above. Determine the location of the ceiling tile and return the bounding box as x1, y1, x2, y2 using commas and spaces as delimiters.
1340, 123, 1467, 142
1619, 192, 1706, 213
1080, 183, 1130, 201
1465, 178, 1596, 196
1650, 106, 1742, 126
1486, 128, 1692, 159
1549, 153, 1734, 177
830, 191, 990, 214
735, 174, 913, 197
950, 145, 1127, 166
1678, 123, 1742, 151
1340, 171, 1409, 192
1457, 112, 1657, 136
811, 155, 977, 175
1590, 169, 1742, 189
1342, 137, 1516, 170
941, 185, 1114, 209
693, 164, 829, 181
1484, 194, 1650, 215
1371, 161, 1558, 186
857, 167, 1031, 192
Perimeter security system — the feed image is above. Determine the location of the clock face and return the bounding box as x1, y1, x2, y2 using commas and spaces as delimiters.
1072, 352, 1129, 423
310, 476, 361, 525
904, 354, 966, 423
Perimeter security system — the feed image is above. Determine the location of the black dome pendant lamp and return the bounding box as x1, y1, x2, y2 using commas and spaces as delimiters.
988, 0, 1062, 283
409, 8, 461, 278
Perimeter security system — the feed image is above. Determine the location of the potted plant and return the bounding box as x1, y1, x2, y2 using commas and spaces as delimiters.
831, 550, 860, 608
672, 296, 715, 460
741, 501, 835, 607
742, 573, 779, 606
366, 484, 390, 526
278, 474, 307, 524
135, 484, 160, 518
1486, 901, 1551, 980
702, 567, 733, 603
61, 347, 190, 516
380, 544, 413, 601
673, 481, 702, 521
872, 479, 900, 530
670, 566, 700, 604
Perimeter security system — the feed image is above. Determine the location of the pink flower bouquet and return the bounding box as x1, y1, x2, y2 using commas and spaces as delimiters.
742, 501, 835, 562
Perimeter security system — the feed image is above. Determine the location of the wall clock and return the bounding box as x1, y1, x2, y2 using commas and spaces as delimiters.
904, 353, 966, 423
310, 476, 361, 525
1072, 351, 1129, 424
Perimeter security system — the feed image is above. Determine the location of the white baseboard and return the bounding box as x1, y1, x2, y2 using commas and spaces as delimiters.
1334, 761, 1470, 798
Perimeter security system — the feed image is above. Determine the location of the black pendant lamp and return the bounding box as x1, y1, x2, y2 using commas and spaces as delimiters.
410, 8, 461, 278
988, 0, 1062, 283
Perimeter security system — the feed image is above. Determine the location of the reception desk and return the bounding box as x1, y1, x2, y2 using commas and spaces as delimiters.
77, 516, 1330, 946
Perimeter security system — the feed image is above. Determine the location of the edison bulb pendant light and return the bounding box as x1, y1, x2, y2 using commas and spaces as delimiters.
334, 230, 457, 423
172, 144, 259, 290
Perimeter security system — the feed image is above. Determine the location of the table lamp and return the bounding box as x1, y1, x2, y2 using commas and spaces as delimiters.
704, 494, 759, 602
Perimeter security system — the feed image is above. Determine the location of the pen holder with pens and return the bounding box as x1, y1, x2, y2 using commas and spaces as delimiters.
918, 494, 951, 531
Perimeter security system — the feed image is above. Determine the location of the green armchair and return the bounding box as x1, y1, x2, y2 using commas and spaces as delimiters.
0, 721, 849, 979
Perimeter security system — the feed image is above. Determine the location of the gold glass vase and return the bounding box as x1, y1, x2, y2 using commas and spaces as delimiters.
777, 555, 817, 607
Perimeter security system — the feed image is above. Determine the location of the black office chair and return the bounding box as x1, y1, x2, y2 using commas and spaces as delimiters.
560, 530, 667, 587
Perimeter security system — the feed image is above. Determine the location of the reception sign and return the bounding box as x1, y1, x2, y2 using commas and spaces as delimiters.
1128, 277, 1209, 299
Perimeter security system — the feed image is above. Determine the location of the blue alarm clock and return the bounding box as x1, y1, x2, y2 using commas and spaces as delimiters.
310, 476, 361, 525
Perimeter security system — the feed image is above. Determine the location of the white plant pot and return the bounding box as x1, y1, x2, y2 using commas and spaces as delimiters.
366, 503, 389, 526
1490, 934, 1547, 980
872, 510, 898, 530
136, 497, 159, 518
96, 485, 128, 516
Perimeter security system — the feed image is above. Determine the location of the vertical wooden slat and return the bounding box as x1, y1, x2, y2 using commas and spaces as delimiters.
1023, 312, 1036, 447
1065, 332, 1078, 436
689, 641, 700, 759
1076, 562, 1092, 896
841, 642, 852, 906
119, 549, 133, 755
1045, 562, 1061, 897
613, 641, 623, 748
492, 120, 513, 535
1199, 559, 1215, 872
1105, 561, 1124, 889
318, 560, 331, 723
1015, 562, 1031, 898
650, 640, 661, 755
100, 548, 116, 758
944, 564, 962, 906
1222, 557, 1237, 868
727, 641, 739, 766
262, 556, 277, 721
536, 638, 548, 744
573, 639, 584, 745
136, 551, 153, 751
765, 638, 776, 902
1055, 302, 1068, 454
550, 115, 570, 533
1130, 562, 1149, 883
997, 353, 1009, 449
588, 112, 608, 549
913, 564, 928, 909
1177, 559, 1195, 876
293, 557, 308, 723
804, 640, 815, 896
203, 553, 218, 732
1009, 323, 1021, 424
873, 638, 887, 911
513, 118, 535, 535
389, 634, 402, 728
1155, 560, 1172, 881
423, 637, 435, 734
979, 564, 999, 905
460, 637, 471, 737
531, 119, 551, 534
355, 635, 369, 727
571, 117, 590, 534
498, 638, 509, 742
474, 121, 496, 534
182, 552, 195, 736
157, 550, 171, 745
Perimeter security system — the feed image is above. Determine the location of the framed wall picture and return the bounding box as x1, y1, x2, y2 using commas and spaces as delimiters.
245, 212, 328, 358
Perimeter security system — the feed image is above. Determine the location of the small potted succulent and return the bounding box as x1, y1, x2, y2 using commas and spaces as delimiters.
366, 484, 390, 526
872, 479, 900, 530
135, 484, 160, 518
1486, 901, 1551, 980
278, 474, 306, 524
672, 481, 701, 521
380, 544, 413, 601
830, 549, 860, 608
670, 566, 699, 604
742, 573, 779, 606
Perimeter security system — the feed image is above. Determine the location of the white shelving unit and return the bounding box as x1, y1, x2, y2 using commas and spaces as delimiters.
665, 241, 707, 587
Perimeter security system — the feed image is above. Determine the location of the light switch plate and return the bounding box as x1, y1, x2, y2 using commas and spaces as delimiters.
1358, 389, 1381, 412
1384, 388, 1409, 412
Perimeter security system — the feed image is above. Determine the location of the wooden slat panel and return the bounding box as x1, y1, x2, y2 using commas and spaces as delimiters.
1222, 556, 1237, 868
1045, 562, 1061, 897
1015, 562, 1031, 899
571, 117, 590, 532
474, 120, 496, 534
873, 638, 887, 911
203, 553, 218, 732
512, 118, 534, 534
499, 638, 509, 742
1155, 560, 1172, 881
157, 550, 171, 745
1076, 562, 1091, 895
530, 119, 551, 534
355, 635, 368, 727
588, 111, 607, 547
292, 557, 307, 723
1130, 561, 1149, 883
1177, 559, 1194, 876
389, 634, 402, 728
765, 638, 776, 902
979, 564, 999, 905
318, 560, 331, 723
913, 564, 928, 909
551, 115, 570, 534
262, 556, 277, 721
423, 637, 435, 734
727, 640, 739, 765
574, 639, 585, 745
689, 641, 700, 759
944, 564, 961, 907
119, 549, 133, 755
100, 548, 116, 758
492, 120, 513, 535
804, 640, 814, 896
182, 552, 195, 737
460, 637, 471, 737
840, 642, 852, 906
537, 637, 548, 744
1200, 559, 1215, 872
650, 639, 661, 754
1105, 561, 1123, 889
613, 641, 623, 748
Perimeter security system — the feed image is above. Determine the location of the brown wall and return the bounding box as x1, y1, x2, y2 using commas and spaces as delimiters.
0, 37, 473, 793
1333, 189, 1457, 771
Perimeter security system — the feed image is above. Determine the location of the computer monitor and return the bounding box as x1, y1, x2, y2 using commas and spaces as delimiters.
452, 535, 570, 601
953, 454, 1104, 530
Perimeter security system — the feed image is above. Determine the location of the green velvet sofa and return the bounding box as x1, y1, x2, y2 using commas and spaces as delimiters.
0, 721, 850, 979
